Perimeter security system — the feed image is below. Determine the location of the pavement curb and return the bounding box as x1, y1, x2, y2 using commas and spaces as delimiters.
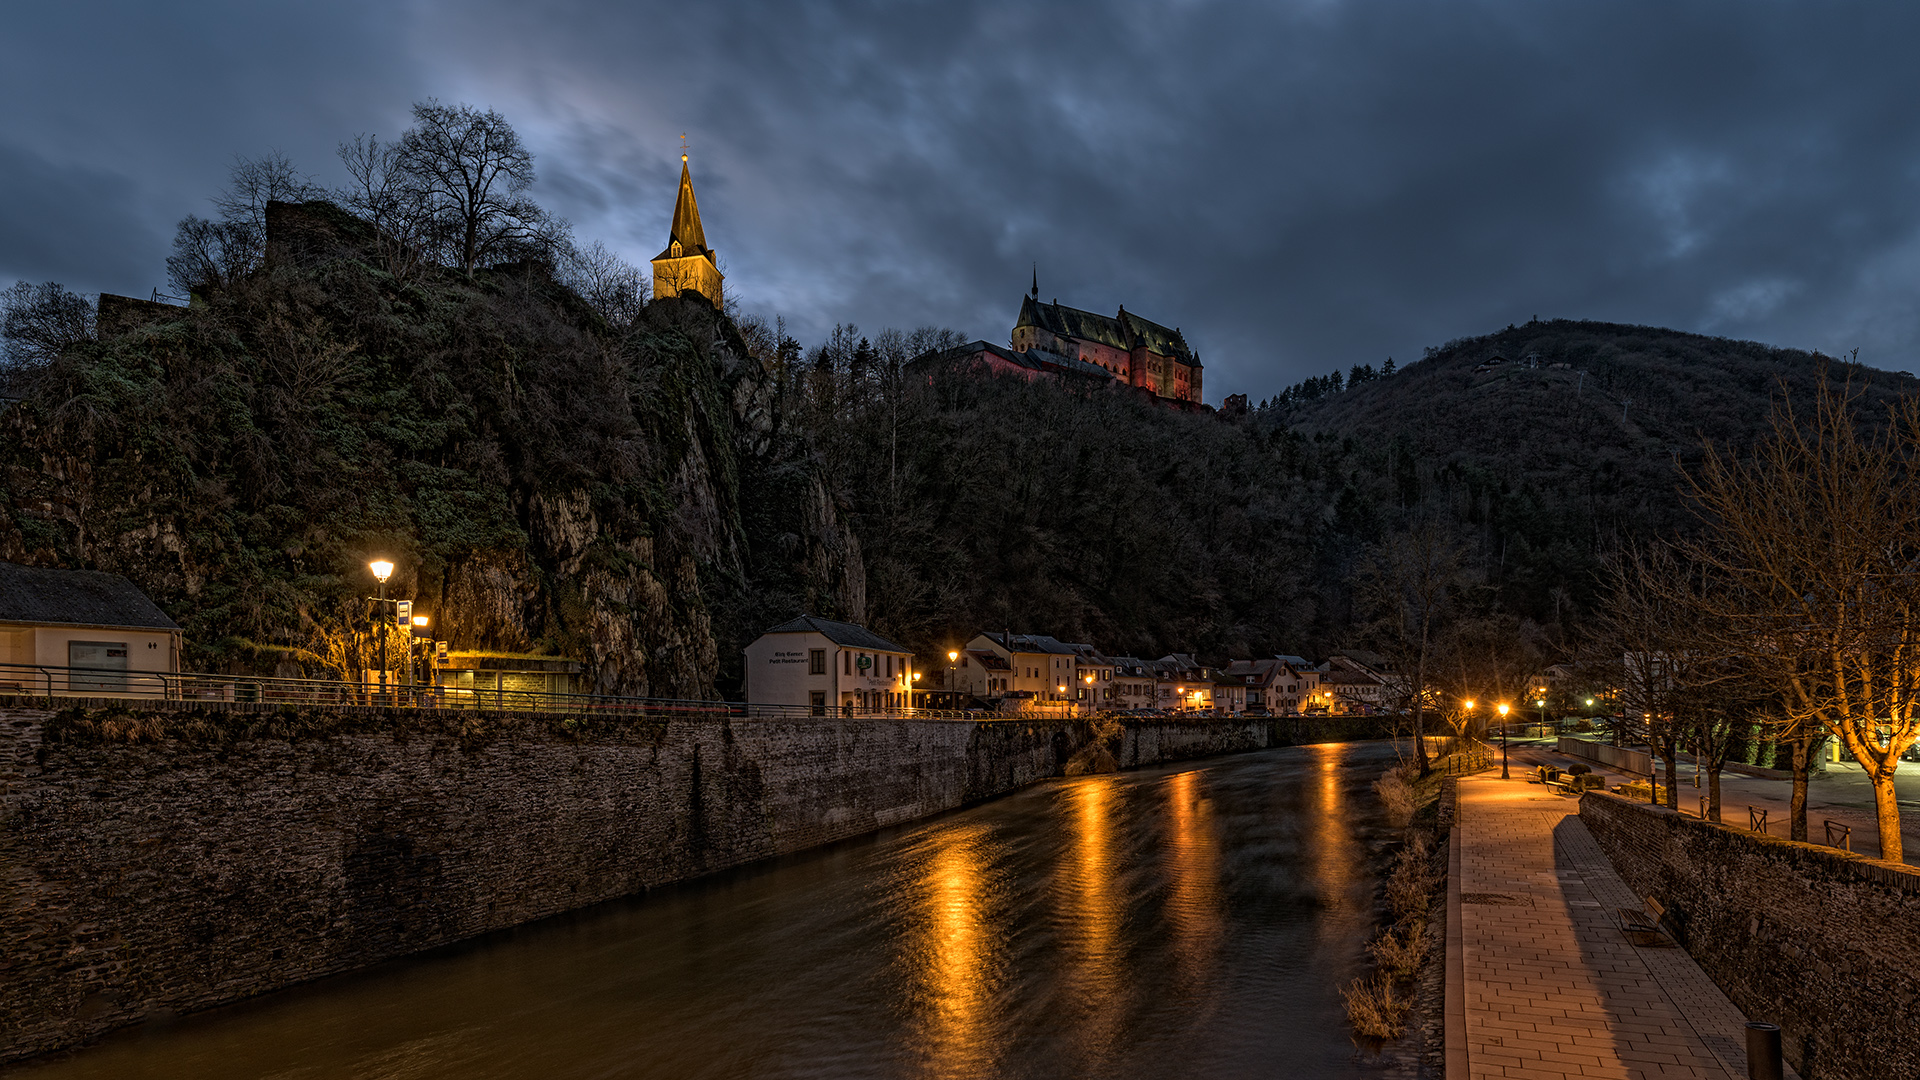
1444, 781, 1466, 1079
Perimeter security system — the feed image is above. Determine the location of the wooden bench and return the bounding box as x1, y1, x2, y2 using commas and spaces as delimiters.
1616, 897, 1673, 947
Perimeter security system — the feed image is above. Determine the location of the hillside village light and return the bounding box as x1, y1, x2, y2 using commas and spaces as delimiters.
369, 560, 395, 702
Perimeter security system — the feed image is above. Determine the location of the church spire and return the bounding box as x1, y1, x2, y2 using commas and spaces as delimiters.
651, 145, 724, 302
1031, 264, 1039, 300
665, 154, 710, 260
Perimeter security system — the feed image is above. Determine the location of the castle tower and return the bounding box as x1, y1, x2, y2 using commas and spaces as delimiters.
651, 152, 724, 303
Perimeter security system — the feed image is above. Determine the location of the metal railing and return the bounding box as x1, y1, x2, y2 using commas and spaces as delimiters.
1824, 819, 1852, 852
1438, 737, 1495, 776
1749, 805, 1770, 834
0, 661, 989, 721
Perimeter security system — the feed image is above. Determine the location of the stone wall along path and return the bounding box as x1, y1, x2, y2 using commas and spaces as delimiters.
1451, 775, 1798, 1080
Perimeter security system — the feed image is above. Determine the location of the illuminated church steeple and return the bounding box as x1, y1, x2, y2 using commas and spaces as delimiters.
651, 144, 724, 303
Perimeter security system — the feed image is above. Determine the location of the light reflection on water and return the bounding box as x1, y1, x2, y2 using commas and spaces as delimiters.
1309, 742, 1364, 946
1164, 769, 1224, 992
13, 741, 1413, 1080
906, 823, 999, 1079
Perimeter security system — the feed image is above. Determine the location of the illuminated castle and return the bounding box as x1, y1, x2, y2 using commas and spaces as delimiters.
651, 152, 724, 303
1011, 272, 1203, 405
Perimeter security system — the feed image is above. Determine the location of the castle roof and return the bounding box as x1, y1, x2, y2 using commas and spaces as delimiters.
655, 158, 715, 264
1015, 296, 1198, 367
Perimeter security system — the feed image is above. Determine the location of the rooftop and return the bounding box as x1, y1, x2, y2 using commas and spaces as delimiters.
0, 561, 180, 632
758, 615, 910, 654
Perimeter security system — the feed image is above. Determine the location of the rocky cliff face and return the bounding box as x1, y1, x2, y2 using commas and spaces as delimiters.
0, 201, 863, 698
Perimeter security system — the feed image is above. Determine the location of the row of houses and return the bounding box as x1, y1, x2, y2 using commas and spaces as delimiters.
742, 615, 1401, 716
1, 560, 1402, 718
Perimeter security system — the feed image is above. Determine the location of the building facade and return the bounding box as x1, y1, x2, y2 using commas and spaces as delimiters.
1010, 276, 1203, 405
650, 153, 724, 304
744, 615, 914, 714
960, 632, 1082, 703
0, 562, 181, 695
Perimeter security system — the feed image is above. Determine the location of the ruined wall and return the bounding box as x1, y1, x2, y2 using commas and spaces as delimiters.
0, 700, 1275, 1064
1580, 792, 1920, 1080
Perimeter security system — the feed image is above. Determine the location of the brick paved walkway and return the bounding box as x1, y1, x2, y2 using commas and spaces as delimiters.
1450, 775, 1799, 1080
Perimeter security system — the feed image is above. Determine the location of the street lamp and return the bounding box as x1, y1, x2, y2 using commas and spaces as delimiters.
948, 650, 959, 710
1084, 672, 1095, 715
1498, 702, 1511, 778
369, 560, 395, 702
410, 615, 430, 689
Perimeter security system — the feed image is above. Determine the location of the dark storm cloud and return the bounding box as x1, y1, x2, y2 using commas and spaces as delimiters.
9, 1, 1920, 396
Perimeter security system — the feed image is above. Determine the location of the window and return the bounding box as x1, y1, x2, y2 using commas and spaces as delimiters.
810, 649, 826, 675
845, 651, 852, 676
810, 691, 827, 716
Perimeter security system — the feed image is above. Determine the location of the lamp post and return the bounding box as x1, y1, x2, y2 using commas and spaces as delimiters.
948, 650, 959, 711
1498, 702, 1511, 778
410, 615, 430, 691
1084, 672, 1095, 716
369, 559, 394, 703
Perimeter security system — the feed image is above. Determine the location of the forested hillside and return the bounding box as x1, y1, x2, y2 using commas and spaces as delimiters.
0, 200, 870, 698
5, 122, 1910, 695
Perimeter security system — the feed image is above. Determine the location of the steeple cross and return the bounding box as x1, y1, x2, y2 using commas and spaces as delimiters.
680, 133, 689, 161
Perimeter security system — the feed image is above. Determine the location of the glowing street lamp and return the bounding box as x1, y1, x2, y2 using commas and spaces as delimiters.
948, 650, 959, 709
369, 560, 396, 702
1498, 702, 1512, 778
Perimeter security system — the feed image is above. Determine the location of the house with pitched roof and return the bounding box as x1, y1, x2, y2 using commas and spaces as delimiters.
961, 631, 1081, 704
0, 561, 181, 695
743, 615, 914, 714
1107, 656, 1159, 710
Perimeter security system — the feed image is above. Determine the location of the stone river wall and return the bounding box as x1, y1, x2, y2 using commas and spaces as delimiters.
0, 700, 1339, 1063
1580, 791, 1920, 1080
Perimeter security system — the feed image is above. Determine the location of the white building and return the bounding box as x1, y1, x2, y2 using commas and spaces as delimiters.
743, 615, 915, 714
0, 561, 181, 695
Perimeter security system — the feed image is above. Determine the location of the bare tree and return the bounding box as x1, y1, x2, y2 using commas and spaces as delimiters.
1683, 377, 1920, 856
213, 149, 323, 233
1351, 514, 1469, 776
335, 134, 434, 280
393, 100, 561, 274
165, 214, 260, 296
166, 152, 327, 295
560, 239, 646, 328
1594, 542, 1706, 809
1, 280, 94, 369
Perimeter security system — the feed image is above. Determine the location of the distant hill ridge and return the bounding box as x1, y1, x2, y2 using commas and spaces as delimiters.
1262, 317, 1918, 538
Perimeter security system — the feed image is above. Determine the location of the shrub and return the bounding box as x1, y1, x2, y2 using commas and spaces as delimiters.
1341, 973, 1410, 1041
1373, 770, 1416, 826
1386, 831, 1437, 921
1368, 921, 1429, 980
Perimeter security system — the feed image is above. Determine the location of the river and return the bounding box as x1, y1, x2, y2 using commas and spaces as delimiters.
13, 741, 1422, 1079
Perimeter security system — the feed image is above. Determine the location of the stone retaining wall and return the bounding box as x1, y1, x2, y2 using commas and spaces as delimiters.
0, 700, 1295, 1063
1580, 791, 1920, 1080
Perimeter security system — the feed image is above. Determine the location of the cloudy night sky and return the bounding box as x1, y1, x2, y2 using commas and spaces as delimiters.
5, 1, 1919, 400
